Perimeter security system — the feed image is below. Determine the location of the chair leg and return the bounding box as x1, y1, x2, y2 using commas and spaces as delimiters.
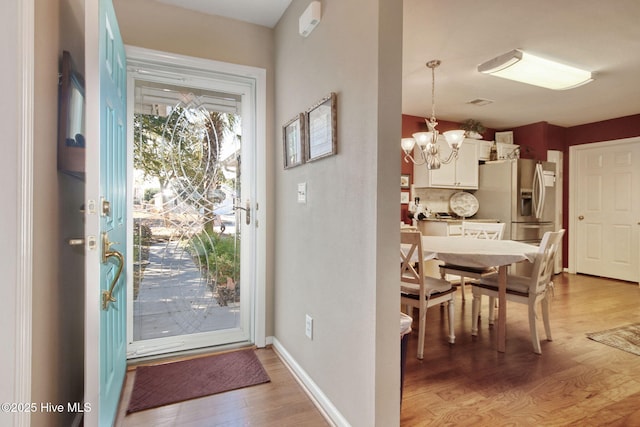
541, 295, 553, 341
417, 304, 427, 360
528, 301, 542, 354
447, 299, 456, 344
460, 277, 466, 301
488, 297, 496, 325
471, 293, 480, 336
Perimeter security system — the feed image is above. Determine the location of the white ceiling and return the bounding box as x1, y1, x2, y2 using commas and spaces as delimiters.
155, 0, 640, 129
403, 0, 640, 129
155, 0, 292, 28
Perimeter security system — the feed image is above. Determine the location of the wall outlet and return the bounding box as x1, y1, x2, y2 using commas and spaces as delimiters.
305, 314, 313, 339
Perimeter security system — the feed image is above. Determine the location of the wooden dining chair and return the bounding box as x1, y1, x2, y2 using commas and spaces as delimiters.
400, 230, 456, 359
439, 221, 506, 300
470, 229, 565, 354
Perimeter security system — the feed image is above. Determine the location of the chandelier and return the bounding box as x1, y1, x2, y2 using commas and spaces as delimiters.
401, 60, 465, 170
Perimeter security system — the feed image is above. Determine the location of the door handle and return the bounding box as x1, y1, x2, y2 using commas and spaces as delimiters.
578, 215, 584, 220
101, 232, 124, 310
234, 199, 251, 225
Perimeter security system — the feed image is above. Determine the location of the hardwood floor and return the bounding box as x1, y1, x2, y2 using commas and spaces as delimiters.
115, 273, 639, 426
401, 273, 640, 426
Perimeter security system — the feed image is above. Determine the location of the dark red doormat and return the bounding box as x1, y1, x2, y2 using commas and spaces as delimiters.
127, 349, 270, 414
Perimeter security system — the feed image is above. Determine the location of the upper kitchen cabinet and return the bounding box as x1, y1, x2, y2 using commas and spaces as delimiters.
413, 138, 479, 189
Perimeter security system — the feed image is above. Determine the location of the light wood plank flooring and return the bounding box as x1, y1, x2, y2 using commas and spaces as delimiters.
401, 273, 640, 426
115, 273, 640, 426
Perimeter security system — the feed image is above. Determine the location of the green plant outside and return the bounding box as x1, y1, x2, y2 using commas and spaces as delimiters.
189, 230, 240, 286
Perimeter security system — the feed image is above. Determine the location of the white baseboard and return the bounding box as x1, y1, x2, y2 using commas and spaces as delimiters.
271, 338, 349, 427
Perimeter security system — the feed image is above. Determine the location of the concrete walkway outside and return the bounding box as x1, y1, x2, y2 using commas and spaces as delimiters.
133, 237, 239, 342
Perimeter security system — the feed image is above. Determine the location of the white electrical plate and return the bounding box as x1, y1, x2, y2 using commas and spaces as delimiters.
297, 182, 307, 203
305, 314, 313, 339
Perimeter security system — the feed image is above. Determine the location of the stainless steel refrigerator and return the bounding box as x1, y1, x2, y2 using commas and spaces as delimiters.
475, 159, 556, 244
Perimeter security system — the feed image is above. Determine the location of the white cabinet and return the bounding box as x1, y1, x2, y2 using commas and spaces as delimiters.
417, 221, 462, 236
413, 138, 479, 189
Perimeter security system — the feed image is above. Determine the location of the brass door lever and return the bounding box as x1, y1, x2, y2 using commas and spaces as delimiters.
101, 232, 124, 310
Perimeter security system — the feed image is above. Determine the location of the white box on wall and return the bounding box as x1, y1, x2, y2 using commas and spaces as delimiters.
299, 1, 322, 37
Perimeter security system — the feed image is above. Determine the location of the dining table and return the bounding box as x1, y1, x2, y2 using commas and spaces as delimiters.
419, 235, 539, 352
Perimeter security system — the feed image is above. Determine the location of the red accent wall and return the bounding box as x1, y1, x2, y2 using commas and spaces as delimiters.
566, 114, 640, 145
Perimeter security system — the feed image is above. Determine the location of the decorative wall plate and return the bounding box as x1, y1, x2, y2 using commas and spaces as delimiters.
450, 191, 479, 218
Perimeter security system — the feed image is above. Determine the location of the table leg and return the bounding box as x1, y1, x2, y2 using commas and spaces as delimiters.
497, 265, 507, 352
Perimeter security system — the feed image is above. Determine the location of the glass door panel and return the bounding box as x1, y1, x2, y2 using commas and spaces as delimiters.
128, 77, 248, 357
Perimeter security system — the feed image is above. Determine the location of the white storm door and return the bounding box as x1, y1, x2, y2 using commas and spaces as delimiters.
125, 47, 266, 358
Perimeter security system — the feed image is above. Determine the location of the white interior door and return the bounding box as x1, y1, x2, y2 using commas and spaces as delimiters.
571, 138, 640, 282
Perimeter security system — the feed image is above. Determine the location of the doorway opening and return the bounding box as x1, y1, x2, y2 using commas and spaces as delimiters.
125, 47, 265, 358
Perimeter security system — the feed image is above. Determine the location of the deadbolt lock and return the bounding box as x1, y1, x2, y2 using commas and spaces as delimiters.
102, 199, 111, 217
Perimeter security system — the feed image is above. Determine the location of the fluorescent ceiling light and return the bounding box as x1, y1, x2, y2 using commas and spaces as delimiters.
478, 49, 593, 90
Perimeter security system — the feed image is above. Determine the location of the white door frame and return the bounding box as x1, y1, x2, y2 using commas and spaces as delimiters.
547, 150, 563, 274
124, 46, 267, 349
7, 0, 34, 424
568, 136, 640, 284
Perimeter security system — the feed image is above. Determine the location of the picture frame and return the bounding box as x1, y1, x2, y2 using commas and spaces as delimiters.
401, 174, 410, 189
401, 191, 410, 204
58, 50, 86, 179
495, 131, 514, 145
283, 113, 305, 169
305, 92, 337, 162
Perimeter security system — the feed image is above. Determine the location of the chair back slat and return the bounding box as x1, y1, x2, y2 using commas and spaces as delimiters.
529, 230, 565, 294
461, 221, 505, 240
400, 230, 425, 298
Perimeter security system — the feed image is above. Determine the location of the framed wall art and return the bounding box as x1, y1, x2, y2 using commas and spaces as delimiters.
401, 174, 410, 189
401, 191, 410, 204
283, 113, 305, 169
495, 131, 514, 145
58, 50, 86, 179
305, 92, 337, 162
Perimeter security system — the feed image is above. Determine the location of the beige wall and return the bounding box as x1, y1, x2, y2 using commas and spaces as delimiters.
30, 0, 87, 426
273, 1, 402, 425
32, 1, 61, 425
113, 0, 277, 338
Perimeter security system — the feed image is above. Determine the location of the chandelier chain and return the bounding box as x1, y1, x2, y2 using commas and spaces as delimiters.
431, 64, 436, 124
426, 59, 441, 127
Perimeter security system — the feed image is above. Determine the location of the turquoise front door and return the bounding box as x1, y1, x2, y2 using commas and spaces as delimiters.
85, 0, 127, 425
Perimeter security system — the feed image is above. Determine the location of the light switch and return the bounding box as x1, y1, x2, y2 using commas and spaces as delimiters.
297, 182, 307, 203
